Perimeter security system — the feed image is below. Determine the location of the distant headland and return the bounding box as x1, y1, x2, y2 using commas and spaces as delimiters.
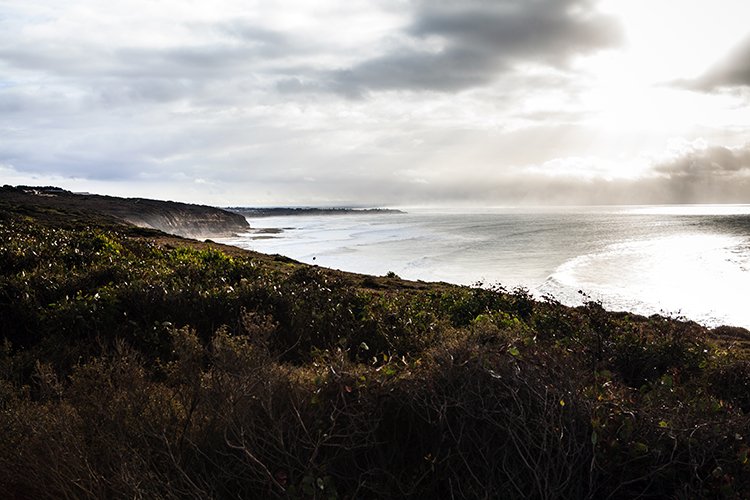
225, 207, 405, 217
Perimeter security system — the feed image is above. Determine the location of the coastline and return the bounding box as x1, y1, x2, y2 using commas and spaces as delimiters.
2, 185, 750, 498
222, 207, 750, 331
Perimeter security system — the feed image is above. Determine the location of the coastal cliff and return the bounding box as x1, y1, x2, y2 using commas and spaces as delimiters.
0, 185, 250, 238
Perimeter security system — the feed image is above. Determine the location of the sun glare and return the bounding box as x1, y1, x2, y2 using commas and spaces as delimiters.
563, 0, 750, 165
600, 0, 750, 81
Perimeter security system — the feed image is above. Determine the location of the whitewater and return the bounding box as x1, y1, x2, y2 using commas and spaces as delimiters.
219, 206, 750, 329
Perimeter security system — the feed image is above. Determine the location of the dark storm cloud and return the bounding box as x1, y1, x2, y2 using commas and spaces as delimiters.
684, 34, 750, 90
410, 0, 620, 62
312, 0, 622, 95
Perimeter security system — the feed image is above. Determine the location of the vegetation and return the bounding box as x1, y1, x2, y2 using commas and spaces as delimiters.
1, 198, 749, 499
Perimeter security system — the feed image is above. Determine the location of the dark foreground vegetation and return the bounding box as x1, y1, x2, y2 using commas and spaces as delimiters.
1, 194, 750, 499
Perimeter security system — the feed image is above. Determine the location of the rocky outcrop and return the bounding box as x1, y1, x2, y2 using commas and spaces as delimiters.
1, 186, 250, 238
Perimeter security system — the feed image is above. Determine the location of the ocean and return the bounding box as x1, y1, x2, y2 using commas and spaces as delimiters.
218, 206, 750, 329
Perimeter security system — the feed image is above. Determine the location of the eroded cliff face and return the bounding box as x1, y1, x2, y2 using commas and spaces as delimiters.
108, 198, 251, 239
1, 186, 250, 238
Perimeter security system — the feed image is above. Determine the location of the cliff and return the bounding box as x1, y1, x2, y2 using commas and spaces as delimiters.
0, 185, 250, 238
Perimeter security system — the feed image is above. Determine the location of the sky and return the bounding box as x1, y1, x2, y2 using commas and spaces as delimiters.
1, 0, 750, 206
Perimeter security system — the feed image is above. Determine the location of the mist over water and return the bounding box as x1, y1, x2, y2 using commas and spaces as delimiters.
220, 206, 750, 329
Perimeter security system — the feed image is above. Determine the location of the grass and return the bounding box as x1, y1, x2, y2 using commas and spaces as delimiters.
1, 198, 749, 498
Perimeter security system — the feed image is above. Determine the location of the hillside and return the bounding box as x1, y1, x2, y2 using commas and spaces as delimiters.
0, 185, 250, 238
1, 189, 749, 499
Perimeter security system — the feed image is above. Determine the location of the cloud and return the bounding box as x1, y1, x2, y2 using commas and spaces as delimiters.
643, 142, 750, 203
305, 0, 622, 95
0, 8, 298, 110
654, 143, 750, 177
683, 34, 750, 90
219, 22, 292, 56
356, 142, 750, 206
0, 0, 746, 208
0, 37, 287, 83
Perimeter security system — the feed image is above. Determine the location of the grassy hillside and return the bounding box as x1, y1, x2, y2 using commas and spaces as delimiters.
1, 195, 749, 499
0, 185, 250, 238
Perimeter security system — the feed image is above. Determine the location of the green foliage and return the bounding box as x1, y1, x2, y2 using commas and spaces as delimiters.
1, 209, 749, 498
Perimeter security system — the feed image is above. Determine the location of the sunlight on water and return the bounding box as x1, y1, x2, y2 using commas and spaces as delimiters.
540, 233, 750, 327
220, 206, 750, 329
624, 204, 750, 216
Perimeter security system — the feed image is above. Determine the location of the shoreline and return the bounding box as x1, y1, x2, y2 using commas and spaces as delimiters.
222, 208, 750, 332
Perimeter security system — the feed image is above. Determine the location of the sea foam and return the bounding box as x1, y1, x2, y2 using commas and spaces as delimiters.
220, 206, 750, 329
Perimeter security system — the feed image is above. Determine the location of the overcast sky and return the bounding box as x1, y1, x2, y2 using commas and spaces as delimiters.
1, 0, 750, 206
